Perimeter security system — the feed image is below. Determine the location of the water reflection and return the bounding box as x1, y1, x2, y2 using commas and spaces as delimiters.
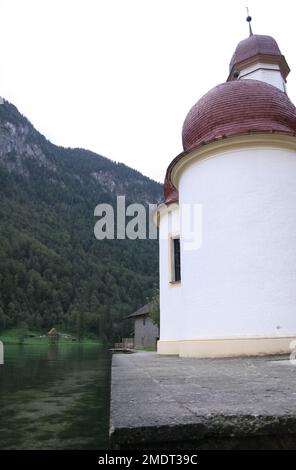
0, 343, 111, 449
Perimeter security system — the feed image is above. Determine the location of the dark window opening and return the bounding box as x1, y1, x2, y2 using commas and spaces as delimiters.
173, 238, 181, 282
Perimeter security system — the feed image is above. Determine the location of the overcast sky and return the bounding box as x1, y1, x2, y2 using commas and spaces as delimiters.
1, 0, 296, 183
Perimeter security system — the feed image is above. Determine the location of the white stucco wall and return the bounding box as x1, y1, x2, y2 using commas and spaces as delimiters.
238, 62, 286, 92
159, 204, 184, 341
161, 146, 296, 342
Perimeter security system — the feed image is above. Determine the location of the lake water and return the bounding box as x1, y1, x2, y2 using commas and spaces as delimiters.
0, 343, 111, 449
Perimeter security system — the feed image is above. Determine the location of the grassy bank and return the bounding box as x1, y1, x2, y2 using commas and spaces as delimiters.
0, 328, 103, 346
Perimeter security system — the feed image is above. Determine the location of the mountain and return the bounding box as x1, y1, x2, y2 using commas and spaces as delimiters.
0, 100, 162, 341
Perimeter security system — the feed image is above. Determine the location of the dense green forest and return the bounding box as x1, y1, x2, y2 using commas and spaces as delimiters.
0, 101, 162, 341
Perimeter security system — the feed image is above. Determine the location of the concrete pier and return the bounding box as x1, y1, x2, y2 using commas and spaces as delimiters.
110, 352, 296, 449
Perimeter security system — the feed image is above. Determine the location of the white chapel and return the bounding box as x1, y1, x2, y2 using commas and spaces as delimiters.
157, 19, 296, 358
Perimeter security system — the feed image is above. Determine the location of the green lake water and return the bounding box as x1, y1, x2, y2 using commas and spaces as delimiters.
0, 343, 111, 449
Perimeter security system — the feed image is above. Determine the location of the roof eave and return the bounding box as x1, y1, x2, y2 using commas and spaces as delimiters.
166, 131, 296, 191
227, 53, 290, 82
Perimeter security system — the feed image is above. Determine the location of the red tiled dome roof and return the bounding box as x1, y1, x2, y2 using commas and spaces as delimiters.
182, 80, 296, 152
229, 34, 282, 71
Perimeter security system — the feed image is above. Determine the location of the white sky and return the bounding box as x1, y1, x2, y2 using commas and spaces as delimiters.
1, 0, 296, 183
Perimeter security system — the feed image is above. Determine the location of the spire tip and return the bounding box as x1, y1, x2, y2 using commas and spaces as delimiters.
246, 6, 253, 36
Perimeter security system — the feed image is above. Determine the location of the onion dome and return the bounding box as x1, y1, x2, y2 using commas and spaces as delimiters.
182, 80, 296, 152
228, 34, 289, 81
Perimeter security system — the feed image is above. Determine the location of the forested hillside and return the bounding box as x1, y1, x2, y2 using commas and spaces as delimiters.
0, 101, 162, 341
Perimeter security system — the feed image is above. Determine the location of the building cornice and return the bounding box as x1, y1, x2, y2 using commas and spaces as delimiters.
167, 132, 296, 190
228, 53, 290, 82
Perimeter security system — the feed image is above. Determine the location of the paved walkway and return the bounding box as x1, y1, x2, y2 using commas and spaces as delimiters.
110, 352, 296, 449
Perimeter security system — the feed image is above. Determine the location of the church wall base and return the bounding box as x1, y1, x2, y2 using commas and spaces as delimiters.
157, 336, 296, 358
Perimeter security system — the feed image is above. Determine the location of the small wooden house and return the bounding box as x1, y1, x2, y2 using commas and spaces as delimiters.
126, 303, 159, 350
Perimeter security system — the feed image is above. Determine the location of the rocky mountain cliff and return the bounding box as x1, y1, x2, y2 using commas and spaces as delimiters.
0, 100, 162, 340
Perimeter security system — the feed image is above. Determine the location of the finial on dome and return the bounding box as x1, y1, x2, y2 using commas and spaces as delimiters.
246, 6, 253, 36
